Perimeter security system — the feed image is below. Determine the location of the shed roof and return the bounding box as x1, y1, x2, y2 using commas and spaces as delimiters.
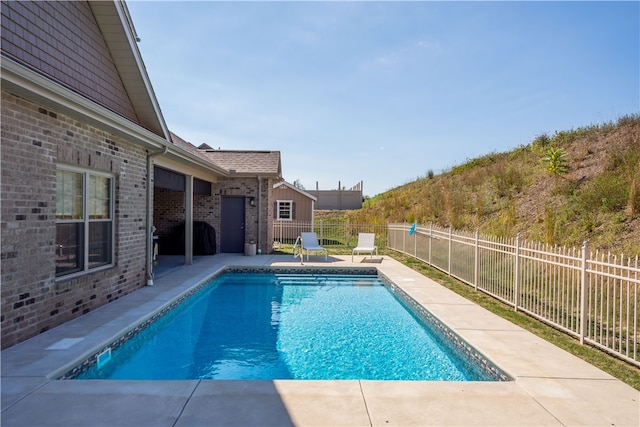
273, 181, 317, 201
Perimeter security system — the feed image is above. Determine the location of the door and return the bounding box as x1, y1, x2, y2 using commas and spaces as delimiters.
220, 196, 245, 253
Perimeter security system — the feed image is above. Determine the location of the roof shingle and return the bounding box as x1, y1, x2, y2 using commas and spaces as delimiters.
169, 132, 281, 177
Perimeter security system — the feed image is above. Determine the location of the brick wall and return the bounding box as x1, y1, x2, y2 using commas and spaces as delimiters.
153, 188, 185, 238
263, 178, 276, 253
1, 91, 149, 349
152, 188, 217, 253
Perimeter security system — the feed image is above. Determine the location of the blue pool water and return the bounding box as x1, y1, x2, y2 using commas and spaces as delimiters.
75, 271, 497, 381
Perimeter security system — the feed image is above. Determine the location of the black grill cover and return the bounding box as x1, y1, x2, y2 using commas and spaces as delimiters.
163, 221, 217, 255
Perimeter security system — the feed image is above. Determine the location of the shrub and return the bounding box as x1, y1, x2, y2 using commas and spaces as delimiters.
541, 147, 570, 180
617, 114, 640, 127
532, 133, 552, 151
571, 172, 628, 213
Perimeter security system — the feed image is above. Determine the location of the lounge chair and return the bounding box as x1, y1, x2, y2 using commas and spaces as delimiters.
352, 233, 378, 262
300, 232, 327, 261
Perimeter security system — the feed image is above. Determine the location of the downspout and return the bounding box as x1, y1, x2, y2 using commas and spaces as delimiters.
146, 146, 168, 286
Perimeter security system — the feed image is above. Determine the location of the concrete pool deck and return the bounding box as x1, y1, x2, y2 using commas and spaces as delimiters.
2, 254, 638, 426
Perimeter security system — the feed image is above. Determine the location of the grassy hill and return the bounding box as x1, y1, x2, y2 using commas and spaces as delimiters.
344, 115, 640, 256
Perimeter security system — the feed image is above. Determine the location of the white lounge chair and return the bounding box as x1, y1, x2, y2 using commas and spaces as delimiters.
300, 232, 327, 261
352, 233, 378, 262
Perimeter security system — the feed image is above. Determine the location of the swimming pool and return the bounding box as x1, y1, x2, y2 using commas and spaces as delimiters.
65, 268, 508, 381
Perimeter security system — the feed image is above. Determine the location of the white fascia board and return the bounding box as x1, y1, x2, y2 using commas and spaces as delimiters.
110, 0, 171, 140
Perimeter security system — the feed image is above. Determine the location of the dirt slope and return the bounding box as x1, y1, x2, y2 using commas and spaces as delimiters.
348, 116, 640, 255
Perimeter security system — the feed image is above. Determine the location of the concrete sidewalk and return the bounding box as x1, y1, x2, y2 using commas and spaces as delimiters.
2, 254, 638, 426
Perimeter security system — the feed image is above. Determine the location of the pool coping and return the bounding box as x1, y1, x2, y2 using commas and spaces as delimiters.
59, 265, 507, 382
2, 254, 638, 426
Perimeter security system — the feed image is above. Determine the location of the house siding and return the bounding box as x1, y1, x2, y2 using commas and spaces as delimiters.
0, 91, 148, 349
1, 1, 138, 122
273, 186, 314, 222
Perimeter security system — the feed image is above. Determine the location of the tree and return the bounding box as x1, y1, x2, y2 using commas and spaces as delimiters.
292, 179, 305, 190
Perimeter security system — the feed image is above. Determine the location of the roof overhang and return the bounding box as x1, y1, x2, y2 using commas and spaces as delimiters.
1, 55, 167, 150
1, 56, 229, 179
89, 0, 170, 139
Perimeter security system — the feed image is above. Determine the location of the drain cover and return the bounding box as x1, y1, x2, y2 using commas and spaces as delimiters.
46, 338, 84, 350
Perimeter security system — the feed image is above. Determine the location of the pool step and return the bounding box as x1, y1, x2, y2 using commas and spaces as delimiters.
218, 274, 382, 287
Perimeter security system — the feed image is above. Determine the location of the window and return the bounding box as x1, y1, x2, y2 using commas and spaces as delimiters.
276, 200, 293, 220
56, 167, 113, 277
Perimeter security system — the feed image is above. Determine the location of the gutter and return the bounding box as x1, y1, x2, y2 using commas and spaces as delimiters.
146, 146, 168, 286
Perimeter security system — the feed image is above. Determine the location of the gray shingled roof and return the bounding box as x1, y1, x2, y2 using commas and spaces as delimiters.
169, 132, 204, 157
169, 132, 281, 178
200, 150, 282, 177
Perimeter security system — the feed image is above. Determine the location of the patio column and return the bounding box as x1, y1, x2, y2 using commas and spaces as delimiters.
185, 174, 193, 265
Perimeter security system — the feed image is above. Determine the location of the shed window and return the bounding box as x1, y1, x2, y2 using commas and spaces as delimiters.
276, 200, 294, 220
56, 167, 114, 277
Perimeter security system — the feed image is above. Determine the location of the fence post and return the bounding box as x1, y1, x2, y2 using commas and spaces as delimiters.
448, 226, 452, 276
474, 230, 479, 291
414, 223, 417, 257
579, 240, 589, 345
346, 220, 349, 246
514, 234, 521, 311
429, 223, 433, 265
403, 221, 406, 253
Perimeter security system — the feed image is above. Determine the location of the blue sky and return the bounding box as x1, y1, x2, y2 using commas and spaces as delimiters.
127, 1, 639, 197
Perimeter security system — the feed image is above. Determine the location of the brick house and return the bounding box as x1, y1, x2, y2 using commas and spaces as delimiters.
156, 136, 281, 255
1, 0, 281, 349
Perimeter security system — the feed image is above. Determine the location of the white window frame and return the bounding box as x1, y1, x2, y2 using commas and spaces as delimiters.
276, 200, 293, 221
56, 165, 115, 279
